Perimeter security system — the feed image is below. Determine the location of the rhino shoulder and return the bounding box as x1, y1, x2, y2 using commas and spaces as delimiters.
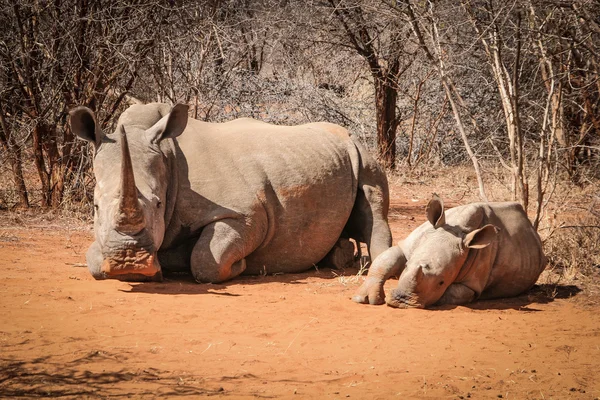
304, 122, 350, 140
486, 202, 538, 239
224, 117, 268, 126
487, 201, 527, 216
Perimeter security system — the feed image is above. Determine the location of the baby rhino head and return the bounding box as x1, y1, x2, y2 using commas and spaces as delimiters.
386, 194, 498, 308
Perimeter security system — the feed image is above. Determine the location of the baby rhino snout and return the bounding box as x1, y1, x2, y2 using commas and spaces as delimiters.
385, 288, 420, 309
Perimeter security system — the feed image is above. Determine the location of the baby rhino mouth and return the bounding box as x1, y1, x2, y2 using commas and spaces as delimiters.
385, 290, 423, 309
101, 247, 160, 277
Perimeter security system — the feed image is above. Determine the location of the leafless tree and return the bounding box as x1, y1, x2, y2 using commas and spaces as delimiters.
0, 0, 597, 213
0, 0, 169, 208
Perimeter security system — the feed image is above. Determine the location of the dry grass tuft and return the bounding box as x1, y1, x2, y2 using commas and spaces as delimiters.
332, 256, 370, 286
541, 217, 600, 287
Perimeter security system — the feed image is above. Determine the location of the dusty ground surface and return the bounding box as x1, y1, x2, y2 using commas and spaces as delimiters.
1, 179, 599, 399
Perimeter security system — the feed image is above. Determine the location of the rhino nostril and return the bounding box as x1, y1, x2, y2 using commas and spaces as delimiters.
390, 290, 408, 301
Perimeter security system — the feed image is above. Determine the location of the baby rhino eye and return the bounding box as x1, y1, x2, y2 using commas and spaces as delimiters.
156, 201, 162, 209
439, 280, 445, 286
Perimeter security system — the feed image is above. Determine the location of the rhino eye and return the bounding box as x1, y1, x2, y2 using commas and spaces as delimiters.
156, 201, 162, 209
439, 280, 445, 286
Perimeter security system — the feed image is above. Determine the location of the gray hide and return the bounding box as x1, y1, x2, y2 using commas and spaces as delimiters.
352, 194, 546, 308
70, 103, 392, 283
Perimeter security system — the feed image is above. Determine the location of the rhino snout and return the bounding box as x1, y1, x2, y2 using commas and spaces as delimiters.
385, 289, 422, 309
86, 230, 163, 280
101, 247, 160, 277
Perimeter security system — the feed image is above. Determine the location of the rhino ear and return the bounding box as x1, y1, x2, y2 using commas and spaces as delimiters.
464, 224, 499, 249
70, 106, 103, 148
426, 193, 445, 228
146, 104, 189, 144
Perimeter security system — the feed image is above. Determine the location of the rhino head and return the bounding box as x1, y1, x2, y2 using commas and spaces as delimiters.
386, 194, 499, 308
70, 104, 189, 281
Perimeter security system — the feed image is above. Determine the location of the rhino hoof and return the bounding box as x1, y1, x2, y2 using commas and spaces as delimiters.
351, 294, 368, 304
352, 293, 385, 305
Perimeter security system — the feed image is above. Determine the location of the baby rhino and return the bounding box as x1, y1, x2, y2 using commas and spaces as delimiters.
353, 194, 547, 308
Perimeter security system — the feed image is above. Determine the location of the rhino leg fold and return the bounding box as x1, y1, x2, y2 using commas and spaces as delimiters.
190, 220, 250, 284
352, 246, 406, 305
435, 283, 476, 306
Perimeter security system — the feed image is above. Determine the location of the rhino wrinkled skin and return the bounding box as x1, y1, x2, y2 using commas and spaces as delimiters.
353, 194, 547, 308
70, 103, 392, 283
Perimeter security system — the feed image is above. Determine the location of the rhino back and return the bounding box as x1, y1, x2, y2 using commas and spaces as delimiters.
480, 202, 546, 298
169, 118, 359, 273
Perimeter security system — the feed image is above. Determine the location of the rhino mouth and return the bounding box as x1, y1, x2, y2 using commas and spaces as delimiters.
385, 291, 423, 309
101, 245, 160, 277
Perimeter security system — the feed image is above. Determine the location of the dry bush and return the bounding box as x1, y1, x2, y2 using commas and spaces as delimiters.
544, 222, 600, 281
540, 206, 600, 290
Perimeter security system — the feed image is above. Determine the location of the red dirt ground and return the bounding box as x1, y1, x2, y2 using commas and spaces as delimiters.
1, 183, 599, 399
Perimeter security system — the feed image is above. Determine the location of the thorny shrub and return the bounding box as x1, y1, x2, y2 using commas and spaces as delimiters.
538, 183, 600, 295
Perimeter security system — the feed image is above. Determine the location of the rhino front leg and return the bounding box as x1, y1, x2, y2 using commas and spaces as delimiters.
352, 246, 406, 305
190, 220, 252, 284
435, 283, 476, 306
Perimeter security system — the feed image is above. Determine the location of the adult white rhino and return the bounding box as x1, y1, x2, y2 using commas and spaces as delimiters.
352, 194, 547, 308
70, 103, 392, 283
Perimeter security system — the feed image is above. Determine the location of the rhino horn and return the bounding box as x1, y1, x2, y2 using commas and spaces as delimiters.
115, 126, 145, 234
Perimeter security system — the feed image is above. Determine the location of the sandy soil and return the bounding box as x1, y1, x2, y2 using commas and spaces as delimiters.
1, 184, 599, 399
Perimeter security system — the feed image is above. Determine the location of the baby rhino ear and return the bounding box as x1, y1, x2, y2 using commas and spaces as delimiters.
426, 193, 445, 228
146, 104, 189, 144
70, 106, 103, 148
464, 224, 499, 249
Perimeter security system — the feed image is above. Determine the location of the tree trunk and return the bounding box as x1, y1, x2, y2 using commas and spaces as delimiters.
48, 141, 64, 208
0, 108, 29, 208
33, 123, 51, 207
9, 147, 29, 208
0, 137, 29, 208
375, 78, 398, 170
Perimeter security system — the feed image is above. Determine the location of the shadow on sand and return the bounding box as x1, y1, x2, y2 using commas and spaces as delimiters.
0, 351, 226, 398
430, 284, 583, 312
119, 266, 583, 313
120, 266, 352, 296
